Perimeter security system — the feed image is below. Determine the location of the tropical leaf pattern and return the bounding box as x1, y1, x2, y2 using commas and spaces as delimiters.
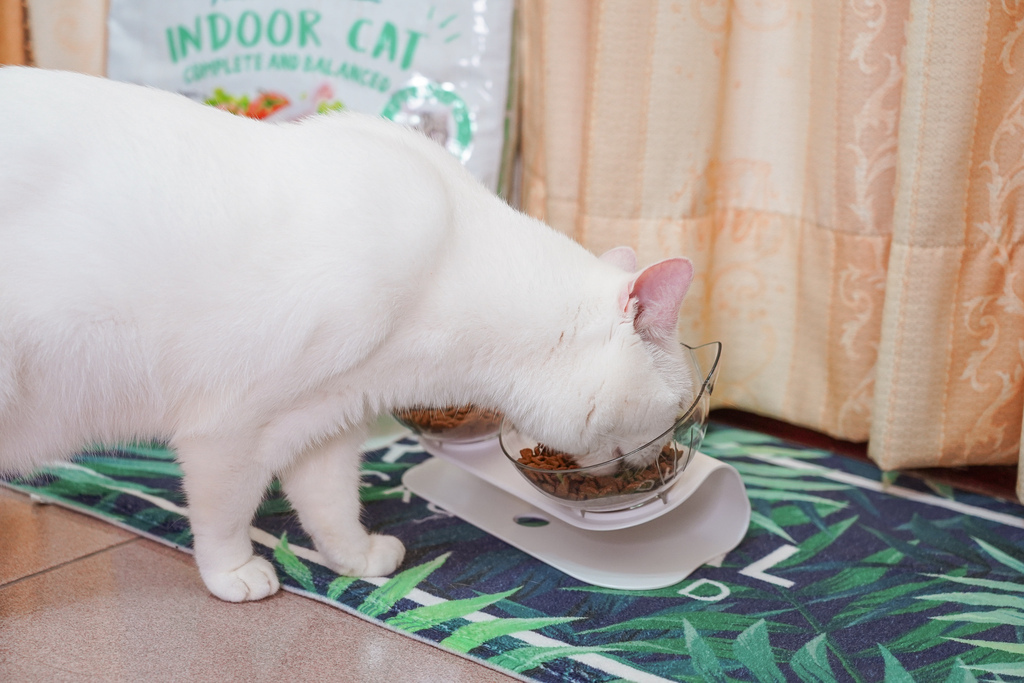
4, 424, 1024, 682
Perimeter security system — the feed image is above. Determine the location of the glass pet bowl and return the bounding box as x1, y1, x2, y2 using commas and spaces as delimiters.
499, 341, 722, 513
393, 405, 504, 446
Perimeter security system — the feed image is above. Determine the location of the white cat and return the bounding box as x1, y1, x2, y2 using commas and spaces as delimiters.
0, 67, 694, 601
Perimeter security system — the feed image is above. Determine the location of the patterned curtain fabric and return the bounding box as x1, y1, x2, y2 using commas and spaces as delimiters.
518, 0, 1024, 500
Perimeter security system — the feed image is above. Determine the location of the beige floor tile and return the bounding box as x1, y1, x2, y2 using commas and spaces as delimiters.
0, 539, 517, 682
0, 486, 137, 586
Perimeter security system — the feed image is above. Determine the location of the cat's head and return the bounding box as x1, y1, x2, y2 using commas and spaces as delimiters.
507, 247, 695, 468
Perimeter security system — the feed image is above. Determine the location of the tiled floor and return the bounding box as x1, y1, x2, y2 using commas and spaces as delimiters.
0, 487, 516, 682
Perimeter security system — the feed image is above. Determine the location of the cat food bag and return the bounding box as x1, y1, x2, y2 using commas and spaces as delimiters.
106, 0, 517, 194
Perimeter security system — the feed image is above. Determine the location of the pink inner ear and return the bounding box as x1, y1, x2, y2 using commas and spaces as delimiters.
598, 246, 637, 273
630, 258, 694, 336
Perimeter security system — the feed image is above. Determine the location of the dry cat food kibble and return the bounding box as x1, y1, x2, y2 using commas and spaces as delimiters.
394, 405, 503, 441
517, 443, 678, 501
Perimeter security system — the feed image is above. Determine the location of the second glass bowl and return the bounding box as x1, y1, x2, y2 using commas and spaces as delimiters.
393, 405, 504, 445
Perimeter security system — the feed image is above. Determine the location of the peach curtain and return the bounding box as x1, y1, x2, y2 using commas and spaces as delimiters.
518, 0, 1024, 500
0, 0, 28, 65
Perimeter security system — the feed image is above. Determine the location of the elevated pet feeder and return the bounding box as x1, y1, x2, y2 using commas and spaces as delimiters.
402, 342, 750, 590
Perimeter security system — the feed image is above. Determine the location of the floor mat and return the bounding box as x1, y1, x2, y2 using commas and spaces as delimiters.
4, 423, 1024, 682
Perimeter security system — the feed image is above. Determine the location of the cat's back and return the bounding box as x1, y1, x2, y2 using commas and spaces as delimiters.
0, 68, 459, 294
0, 66, 254, 147
0, 66, 467, 235
0, 67, 274, 207
0, 66, 468, 194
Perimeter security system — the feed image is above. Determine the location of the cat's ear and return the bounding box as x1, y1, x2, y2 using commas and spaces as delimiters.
598, 246, 637, 273
629, 258, 693, 340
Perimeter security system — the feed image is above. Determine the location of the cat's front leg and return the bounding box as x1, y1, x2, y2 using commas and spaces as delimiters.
175, 437, 281, 602
280, 428, 405, 578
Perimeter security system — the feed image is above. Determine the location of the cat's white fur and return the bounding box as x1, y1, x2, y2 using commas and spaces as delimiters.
0, 67, 694, 601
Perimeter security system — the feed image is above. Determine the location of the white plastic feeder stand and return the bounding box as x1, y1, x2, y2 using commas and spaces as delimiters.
403, 436, 751, 591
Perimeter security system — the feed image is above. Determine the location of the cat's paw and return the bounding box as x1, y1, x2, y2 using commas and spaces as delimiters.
326, 534, 406, 577
362, 534, 406, 575
201, 555, 280, 602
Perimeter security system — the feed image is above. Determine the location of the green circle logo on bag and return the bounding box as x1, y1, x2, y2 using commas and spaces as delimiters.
382, 78, 473, 163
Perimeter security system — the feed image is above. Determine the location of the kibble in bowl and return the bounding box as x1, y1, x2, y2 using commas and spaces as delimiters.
500, 422, 694, 512
393, 405, 503, 445
499, 341, 721, 513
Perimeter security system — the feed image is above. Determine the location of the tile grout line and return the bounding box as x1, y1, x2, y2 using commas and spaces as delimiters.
0, 537, 141, 591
